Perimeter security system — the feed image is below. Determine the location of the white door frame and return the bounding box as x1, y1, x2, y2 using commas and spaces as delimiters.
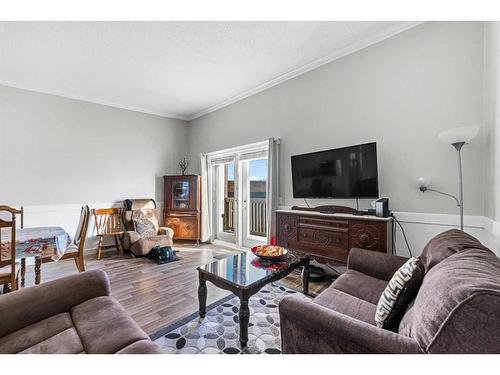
209, 158, 237, 244
206, 141, 269, 248
240, 153, 268, 248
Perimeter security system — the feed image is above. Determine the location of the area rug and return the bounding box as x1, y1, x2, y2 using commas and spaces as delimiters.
153, 283, 311, 354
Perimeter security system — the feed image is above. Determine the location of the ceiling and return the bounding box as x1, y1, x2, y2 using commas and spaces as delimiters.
0, 21, 420, 121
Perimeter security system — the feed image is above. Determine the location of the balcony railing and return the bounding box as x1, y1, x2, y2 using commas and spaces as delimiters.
223, 197, 266, 237
223, 197, 235, 233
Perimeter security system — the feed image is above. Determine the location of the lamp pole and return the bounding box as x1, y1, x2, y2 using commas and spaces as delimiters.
423, 126, 479, 233
452, 142, 465, 231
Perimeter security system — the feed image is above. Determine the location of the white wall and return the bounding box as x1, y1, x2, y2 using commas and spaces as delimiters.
2, 22, 498, 257
188, 22, 484, 215
187, 22, 499, 255
483, 22, 500, 253
0, 85, 188, 205
484, 23, 500, 222
0, 85, 188, 251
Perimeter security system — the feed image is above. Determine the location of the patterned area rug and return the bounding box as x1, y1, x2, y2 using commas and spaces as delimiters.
153, 283, 310, 354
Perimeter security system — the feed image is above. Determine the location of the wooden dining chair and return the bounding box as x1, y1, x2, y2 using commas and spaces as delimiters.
11, 206, 30, 287
92, 207, 124, 260
37, 205, 90, 283
0, 205, 20, 292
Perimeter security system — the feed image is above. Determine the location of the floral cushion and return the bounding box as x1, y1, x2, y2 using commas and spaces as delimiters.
132, 214, 157, 238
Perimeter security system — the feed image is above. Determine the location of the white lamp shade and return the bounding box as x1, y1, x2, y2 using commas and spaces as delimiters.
417, 177, 431, 188
437, 126, 479, 145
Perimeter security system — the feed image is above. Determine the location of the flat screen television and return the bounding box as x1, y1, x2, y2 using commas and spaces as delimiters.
291, 142, 379, 199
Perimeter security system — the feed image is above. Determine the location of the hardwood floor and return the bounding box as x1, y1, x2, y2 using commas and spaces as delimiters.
20, 243, 331, 336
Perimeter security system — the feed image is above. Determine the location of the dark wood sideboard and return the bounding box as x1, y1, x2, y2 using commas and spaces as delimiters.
163, 174, 201, 243
276, 206, 393, 264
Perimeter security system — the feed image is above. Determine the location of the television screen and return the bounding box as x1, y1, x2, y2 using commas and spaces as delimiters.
291, 142, 379, 199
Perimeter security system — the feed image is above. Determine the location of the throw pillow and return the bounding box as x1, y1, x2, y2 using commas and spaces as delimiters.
133, 214, 157, 238
375, 256, 425, 330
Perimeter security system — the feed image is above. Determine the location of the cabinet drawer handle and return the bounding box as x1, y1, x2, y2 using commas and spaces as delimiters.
335, 238, 341, 244
360, 233, 369, 243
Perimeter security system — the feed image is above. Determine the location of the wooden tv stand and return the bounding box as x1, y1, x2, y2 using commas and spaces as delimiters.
276, 205, 393, 264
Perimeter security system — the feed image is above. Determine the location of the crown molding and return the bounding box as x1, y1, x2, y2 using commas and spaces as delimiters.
0, 82, 190, 121
186, 21, 424, 121
2, 22, 423, 122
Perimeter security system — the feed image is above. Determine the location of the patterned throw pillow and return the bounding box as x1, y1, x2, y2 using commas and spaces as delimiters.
375, 257, 425, 330
133, 214, 157, 238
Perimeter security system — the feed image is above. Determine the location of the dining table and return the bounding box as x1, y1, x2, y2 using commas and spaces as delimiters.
0, 226, 74, 286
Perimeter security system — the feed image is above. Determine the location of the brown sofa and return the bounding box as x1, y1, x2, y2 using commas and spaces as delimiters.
122, 199, 174, 256
279, 229, 500, 354
0, 270, 162, 353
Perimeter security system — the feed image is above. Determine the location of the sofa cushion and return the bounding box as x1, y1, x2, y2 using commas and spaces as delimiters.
0, 312, 74, 353
399, 248, 500, 353
375, 257, 424, 329
331, 270, 388, 305
313, 288, 377, 325
129, 235, 173, 256
420, 229, 491, 271
116, 339, 164, 354
71, 295, 149, 353
19, 327, 84, 354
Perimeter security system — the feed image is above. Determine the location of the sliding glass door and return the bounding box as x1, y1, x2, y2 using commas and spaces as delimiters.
213, 160, 237, 244
208, 142, 269, 248
241, 157, 268, 248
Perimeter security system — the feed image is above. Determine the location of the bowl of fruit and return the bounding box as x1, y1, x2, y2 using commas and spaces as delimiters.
251, 244, 288, 260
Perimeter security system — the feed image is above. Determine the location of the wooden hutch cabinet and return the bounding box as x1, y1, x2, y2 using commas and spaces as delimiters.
163, 175, 201, 243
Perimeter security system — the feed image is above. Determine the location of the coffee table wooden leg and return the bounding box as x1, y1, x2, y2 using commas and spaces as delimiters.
239, 297, 250, 347
198, 273, 207, 318
302, 259, 310, 296
35, 257, 42, 285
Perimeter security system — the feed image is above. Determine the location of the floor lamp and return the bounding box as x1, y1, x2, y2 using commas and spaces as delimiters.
418, 126, 480, 231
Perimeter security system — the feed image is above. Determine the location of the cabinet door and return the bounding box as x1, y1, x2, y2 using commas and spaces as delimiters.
178, 218, 198, 239
165, 217, 198, 240
165, 217, 180, 238
349, 221, 387, 252
277, 214, 298, 246
171, 179, 191, 210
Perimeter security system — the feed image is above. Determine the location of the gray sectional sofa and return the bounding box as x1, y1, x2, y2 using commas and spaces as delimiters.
0, 270, 161, 353
279, 229, 500, 353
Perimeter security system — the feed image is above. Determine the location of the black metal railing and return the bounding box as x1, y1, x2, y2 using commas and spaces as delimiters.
223, 197, 266, 237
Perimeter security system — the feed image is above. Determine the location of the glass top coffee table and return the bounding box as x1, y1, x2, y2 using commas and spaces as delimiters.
197, 249, 310, 347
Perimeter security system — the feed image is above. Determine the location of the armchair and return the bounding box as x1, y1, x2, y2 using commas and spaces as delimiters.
121, 199, 173, 256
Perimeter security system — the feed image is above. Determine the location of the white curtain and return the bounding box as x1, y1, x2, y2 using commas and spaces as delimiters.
200, 153, 212, 243
266, 137, 280, 243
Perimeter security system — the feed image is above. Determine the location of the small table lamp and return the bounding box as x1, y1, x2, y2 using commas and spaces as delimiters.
418, 126, 479, 231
